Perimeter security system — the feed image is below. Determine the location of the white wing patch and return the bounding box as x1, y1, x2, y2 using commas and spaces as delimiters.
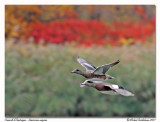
112, 84, 119, 89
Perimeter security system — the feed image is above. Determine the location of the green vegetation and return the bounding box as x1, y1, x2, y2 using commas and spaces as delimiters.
5, 41, 155, 117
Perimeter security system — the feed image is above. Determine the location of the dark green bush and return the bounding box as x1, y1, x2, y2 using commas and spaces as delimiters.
5, 42, 155, 117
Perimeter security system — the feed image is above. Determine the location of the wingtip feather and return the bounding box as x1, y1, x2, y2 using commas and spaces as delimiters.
116, 60, 120, 64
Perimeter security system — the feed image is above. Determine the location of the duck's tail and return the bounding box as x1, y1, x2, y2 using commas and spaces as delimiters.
106, 74, 114, 80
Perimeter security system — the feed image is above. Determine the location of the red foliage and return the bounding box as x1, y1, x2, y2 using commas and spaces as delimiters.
26, 18, 155, 46
134, 6, 147, 19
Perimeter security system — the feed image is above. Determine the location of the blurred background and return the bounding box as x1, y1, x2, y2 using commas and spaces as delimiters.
5, 5, 155, 117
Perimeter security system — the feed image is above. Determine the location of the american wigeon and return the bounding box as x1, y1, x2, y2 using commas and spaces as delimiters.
71, 57, 120, 80
80, 80, 134, 96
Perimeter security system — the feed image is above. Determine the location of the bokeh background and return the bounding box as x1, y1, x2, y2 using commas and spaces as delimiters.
5, 5, 155, 117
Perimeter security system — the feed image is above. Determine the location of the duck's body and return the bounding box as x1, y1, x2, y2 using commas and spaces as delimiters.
80, 80, 134, 96
71, 57, 119, 80
71, 69, 111, 80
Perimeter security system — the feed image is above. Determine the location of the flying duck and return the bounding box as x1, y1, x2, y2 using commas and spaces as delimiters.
71, 57, 120, 81
80, 80, 134, 96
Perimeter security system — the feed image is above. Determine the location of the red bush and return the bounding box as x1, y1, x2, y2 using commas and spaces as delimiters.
27, 18, 155, 46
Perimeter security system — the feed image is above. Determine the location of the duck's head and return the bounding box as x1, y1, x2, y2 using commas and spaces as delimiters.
71, 69, 83, 74
80, 80, 96, 87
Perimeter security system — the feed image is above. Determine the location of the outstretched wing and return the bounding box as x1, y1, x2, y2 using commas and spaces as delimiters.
77, 57, 96, 72
114, 89, 134, 96
104, 84, 134, 96
93, 60, 120, 75
100, 84, 119, 95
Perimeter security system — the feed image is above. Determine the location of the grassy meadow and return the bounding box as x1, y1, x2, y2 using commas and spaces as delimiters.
5, 41, 155, 117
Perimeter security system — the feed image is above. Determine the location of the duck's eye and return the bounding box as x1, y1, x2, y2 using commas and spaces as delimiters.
88, 81, 93, 83
76, 69, 79, 71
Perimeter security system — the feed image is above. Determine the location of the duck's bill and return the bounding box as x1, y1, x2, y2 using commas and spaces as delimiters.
71, 69, 76, 73
80, 83, 86, 87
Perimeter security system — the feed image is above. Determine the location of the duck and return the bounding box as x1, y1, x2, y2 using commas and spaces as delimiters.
80, 80, 134, 96
71, 57, 120, 81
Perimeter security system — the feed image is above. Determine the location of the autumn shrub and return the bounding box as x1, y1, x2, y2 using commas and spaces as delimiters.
5, 5, 155, 47
26, 18, 155, 46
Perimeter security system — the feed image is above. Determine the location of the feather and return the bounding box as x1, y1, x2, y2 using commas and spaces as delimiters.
77, 57, 96, 72
93, 60, 120, 75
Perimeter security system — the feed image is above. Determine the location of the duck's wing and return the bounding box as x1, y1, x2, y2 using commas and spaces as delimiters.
100, 84, 119, 95
93, 60, 120, 75
77, 57, 96, 72
87, 78, 106, 81
104, 84, 134, 96
114, 88, 134, 96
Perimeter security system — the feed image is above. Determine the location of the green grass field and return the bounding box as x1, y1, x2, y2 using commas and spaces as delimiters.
5, 41, 155, 117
